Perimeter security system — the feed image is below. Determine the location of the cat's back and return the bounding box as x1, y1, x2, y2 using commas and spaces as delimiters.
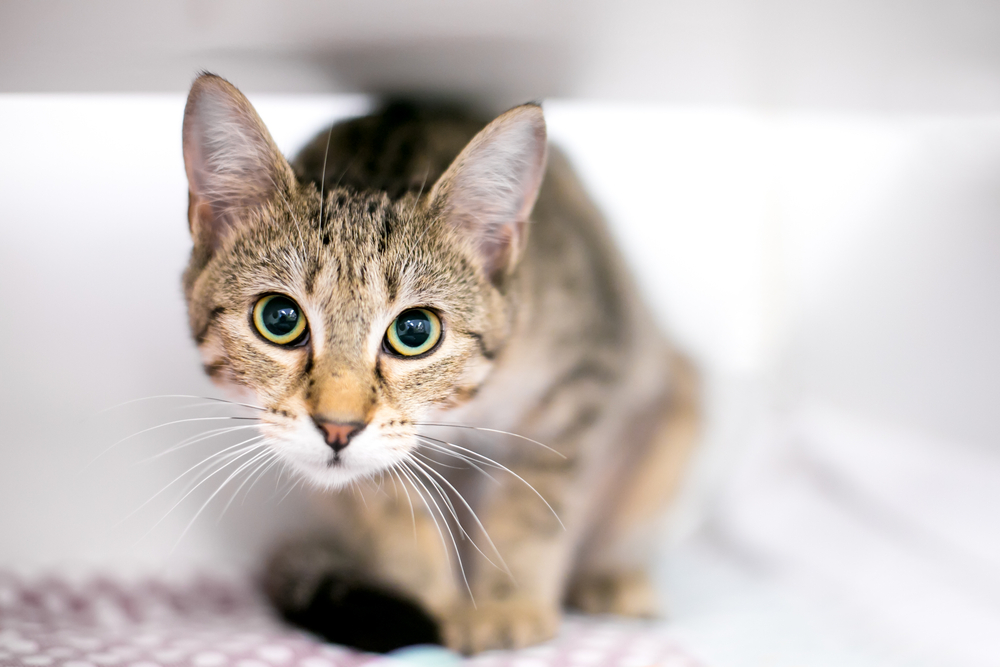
293, 101, 488, 200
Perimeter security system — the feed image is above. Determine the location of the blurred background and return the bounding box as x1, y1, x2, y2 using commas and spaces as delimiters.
2, 1, 999, 666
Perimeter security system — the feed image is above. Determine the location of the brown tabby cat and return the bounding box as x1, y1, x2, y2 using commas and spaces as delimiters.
181, 73, 698, 654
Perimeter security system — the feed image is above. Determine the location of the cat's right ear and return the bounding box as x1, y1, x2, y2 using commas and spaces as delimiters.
182, 73, 295, 251
428, 104, 547, 287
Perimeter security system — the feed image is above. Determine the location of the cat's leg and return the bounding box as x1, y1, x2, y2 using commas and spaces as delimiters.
264, 487, 461, 652
437, 460, 579, 653
566, 355, 699, 617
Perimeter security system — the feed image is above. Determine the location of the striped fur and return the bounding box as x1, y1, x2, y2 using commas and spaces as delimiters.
181, 74, 698, 654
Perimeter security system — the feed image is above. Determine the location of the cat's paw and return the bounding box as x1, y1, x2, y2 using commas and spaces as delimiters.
439, 597, 560, 654
566, 569, 658, 617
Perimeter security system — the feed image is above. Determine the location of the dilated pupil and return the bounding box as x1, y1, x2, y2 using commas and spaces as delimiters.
263, 297, 299, 336
396, 310, 431, 348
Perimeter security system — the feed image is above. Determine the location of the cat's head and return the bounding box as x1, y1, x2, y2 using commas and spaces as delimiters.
181, 74, 547, 488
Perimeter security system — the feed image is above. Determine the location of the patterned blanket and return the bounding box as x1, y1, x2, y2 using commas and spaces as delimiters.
0, 575, 702, 667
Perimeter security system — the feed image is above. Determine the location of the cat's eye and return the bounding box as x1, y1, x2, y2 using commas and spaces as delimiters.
253, 294, 308, 346
385, 308, 442, 357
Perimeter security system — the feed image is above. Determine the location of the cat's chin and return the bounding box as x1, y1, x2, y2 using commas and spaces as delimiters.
286, 461, 371, 491
271, 453, 396, 491
257, 420, 415, 492
271, 438, 414, 492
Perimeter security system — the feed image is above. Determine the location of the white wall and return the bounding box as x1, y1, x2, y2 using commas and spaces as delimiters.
3, 95, 998, 567
774, 117, 1000, 447
0, 94, 370, 576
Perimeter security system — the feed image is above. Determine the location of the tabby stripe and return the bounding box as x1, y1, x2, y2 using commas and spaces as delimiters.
466, 331, 496, 360
304, 260, 322, 295
195, 306, 226, 344
531, 361, 617, 417
374, 358, 388, 391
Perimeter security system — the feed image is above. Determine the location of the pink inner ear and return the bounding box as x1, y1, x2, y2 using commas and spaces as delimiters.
430, 105, 548, 283
182, 74, 293, 250
188, 197, 223, 250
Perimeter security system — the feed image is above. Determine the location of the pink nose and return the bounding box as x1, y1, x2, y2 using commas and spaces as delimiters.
314, 420, 365, 453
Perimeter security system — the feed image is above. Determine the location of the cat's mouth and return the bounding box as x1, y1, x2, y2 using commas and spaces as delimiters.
262, 419, 413, 490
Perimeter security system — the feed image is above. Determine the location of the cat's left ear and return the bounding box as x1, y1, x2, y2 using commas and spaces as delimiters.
182, 73, 296, 251
429, 104, 547, 285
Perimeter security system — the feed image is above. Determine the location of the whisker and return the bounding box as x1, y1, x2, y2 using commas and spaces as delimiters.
415, 436, 502, 483
416, 422, 564, 458
412, 450, 465, 470
278, 190, 308, 254
245, 451, 284, 502
274, 456, 286, 494
173, 447, 275, 550
100, 394, 265, 414
409, 456, 510, 577
117, 436, 266, 526
416, 436, 565, 530
372, 471, 387, 496
169, 444, 264, 502
332, 157, 355, 191
135, 424, 260, 465
355, 482, 369, 509
133, 439, 268, 543
84, 415, 260, 471
319, 125, 334, 229
387, 465, 400, 498
409, 166, 430, 218
276, 476, 303, 504
408, 459, 464, 539
401, 461, 475, 603
389, 465, 418, 539
407, 167, 438, 251
218, 450, 280, 521
214, 449, 276, 523
167, 401, 259, 414
168, 440, 265, 499
398, 461, 474, 604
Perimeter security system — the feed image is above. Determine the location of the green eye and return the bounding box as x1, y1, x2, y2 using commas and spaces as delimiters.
253, 294, 308, 346
385, 308, 442, 357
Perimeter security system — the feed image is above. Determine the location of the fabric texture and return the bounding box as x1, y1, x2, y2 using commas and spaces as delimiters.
0, 574, 703, 667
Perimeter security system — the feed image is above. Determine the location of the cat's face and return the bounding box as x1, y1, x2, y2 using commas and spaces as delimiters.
185, 191, 507, 488
181, 75, 546, 488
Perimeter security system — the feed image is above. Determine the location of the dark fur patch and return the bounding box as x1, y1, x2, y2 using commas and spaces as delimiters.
373, 358, 387, 390
203, 360, 229, 379
466, 331, 495, 360
304, 260, 321, 295
377, 211, 392, 256
294, 101, 488, 202
301, 353, 314, 381
195, 306, 226, 344
280, 574, 441, 653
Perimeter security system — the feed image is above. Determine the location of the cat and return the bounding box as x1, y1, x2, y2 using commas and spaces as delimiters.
181, 73, 698, 654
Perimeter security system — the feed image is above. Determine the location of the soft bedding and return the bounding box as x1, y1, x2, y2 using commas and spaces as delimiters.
0, 575, 703, 667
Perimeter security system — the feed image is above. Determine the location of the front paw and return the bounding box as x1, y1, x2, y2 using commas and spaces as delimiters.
439, 597, 560, 654
566, 569, 658, 617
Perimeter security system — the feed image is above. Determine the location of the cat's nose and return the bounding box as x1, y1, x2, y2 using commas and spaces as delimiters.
314, 419, 365, 453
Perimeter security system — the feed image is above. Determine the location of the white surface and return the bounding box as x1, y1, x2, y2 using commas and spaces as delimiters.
2, 94, 1000, 665
5, 0, 1000, 114
671, 403, 1000, 667
0, 94, 368, 575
